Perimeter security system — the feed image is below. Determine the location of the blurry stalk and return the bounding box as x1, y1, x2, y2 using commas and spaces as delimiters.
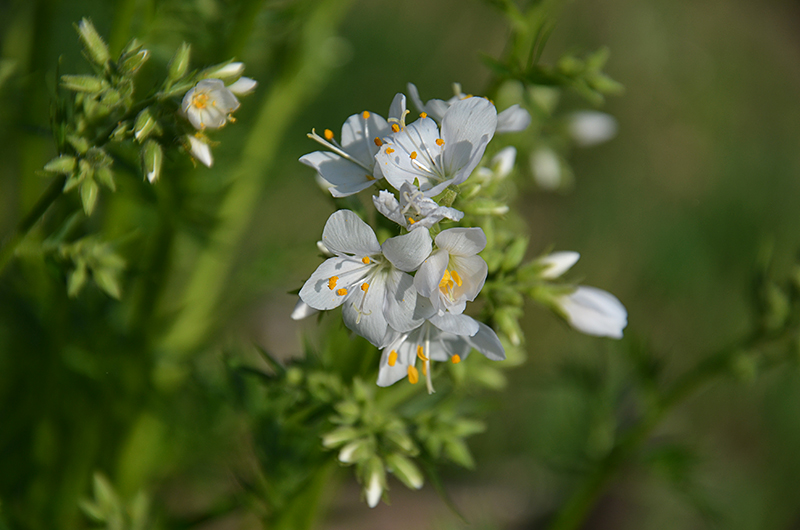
160, 0, 354, 356
548, 328, 792, 530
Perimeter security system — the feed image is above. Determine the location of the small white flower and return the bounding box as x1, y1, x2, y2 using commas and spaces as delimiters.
530, 147, 562, 190
186, 134, 213, 167
407, 82, 530, 133
227, 76, 257, 95
555, 286, 627, 339
378, 318, 505, 393
538, 251, 580, 279
476, 146, 517, 182
373, 182, 463, 230
414, 227, 488, 318
181, 79, 240, 130
300, 94, 406, 198
365, 464, 384, 508
568, 111, 618, 147
299, 210, 432, 346
375, 97, 497, 197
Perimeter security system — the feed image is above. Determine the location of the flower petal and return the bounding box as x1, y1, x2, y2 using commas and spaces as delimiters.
384, 270, 423, 332
299, 257, 367, 310
440, 97, 497, 185
429, 312, 480, 336
414, 249, 449, 298
321, 210, 381, 257
382, 227, 432, 272
291, 299, 318, 320
539, 251, 580, 279
299, 151, 376, 197
496, 104, 531, 133
435, 227, 486, 256
227, 76, 257, 95
558, 286, 627, 339
342, 274, 388, 346
466, 322, 506, 360
450, 254, 488, 302
341, 111, 390, 168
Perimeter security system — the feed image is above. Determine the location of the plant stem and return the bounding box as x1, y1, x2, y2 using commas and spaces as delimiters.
0, 175, 66, 274
547, 330, 779, 530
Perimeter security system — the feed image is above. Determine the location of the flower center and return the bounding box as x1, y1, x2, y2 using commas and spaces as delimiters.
438, 269, 462, 300
192, 93, 210, 109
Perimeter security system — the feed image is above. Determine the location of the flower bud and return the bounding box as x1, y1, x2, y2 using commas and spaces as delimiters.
61, 75, 105, 93
203, 61, 244, 83
142, 140, 163, 183
537, 251, 580, 280
80, 178, 99, 216
120, 49, 150, 75
134, 108, 158, 142
321, 427, 361, 448
338, 438, 370, 464
167, 43, 191, 83
364, 457, 386, 508
386, 453, 423, 490
77, 18, 110, 66
44, 155, 76, 174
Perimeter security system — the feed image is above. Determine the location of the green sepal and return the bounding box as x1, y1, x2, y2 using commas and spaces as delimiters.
80, 178, 99, 216
76, 19, 110, 66
60, 75, 105, 93
44, 155, 76, 174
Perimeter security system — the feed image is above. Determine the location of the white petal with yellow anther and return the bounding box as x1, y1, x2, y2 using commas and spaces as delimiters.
373, 182, 463, 230
181, 79, 240, 130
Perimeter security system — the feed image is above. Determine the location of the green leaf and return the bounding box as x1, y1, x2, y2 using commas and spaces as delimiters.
443, 438, 475, 469
95, 167, 116, 192
80, 178, 99, 216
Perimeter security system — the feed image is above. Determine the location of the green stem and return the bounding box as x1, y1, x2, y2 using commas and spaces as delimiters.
0, 175, 66, 274
547, 330, 780, 530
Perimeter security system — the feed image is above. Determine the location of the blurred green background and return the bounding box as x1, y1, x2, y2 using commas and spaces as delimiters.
2, 0, 800, 528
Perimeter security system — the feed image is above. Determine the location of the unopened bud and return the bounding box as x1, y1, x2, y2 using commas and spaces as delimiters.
77, 18, 110, 66
142, 140, 163, 183
167, 43, 191, 83
120, 49, 150, 75
338, 438, 370, 464
364, 457, 386, 508
386, 453, 423, 490
203, 61, 244, 83
134, 108, 157, 142
61, 75, 105, 93
44, 155, 76, 174
321, 427, 361, 448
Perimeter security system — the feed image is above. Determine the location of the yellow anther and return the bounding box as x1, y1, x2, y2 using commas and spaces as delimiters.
422, 362, 427, 376
366, 174, 376, 181
328, 276, 338, 290
416, 345, 428, 362
361, 283, 370, 292
362, 111, 370, 119
386, 147, 395, 154
451, 354, 461, 364
324, 129, 334, 140
410, 151, 417, 160
407, 365, 419, 384
435, 138, 444, 147
408, 217, 416, 224
336, 288, 348, 296
439, 270, 454, 292
388, 350, 398, 367
362, 256, 371, 264
374, 137, 383, 147
450, 269, 463, 287
391, 123, 400, 133
420, 112, 427, 119
192, 93, 209, 109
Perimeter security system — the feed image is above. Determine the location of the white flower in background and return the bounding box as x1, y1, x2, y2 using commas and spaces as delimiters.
186, 134, 213, 167
300, 94, 406, 198
538, 251, 580, 279
373, 182, 463, 230
530, 147, 562, 190
407, 82, 530, 133
181, 79, 240, 130
290, 299, 318, 320
375, 97, 497, 197
414, 228, 488, 320
568, 111, 618, 147
475, 146, 517, 183
298, 210, 432, 346
227, 76, 257, 95
555, 286, 627, 339
378, 318, 505, 393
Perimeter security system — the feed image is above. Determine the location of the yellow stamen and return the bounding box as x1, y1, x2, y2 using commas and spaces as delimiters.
361, 283, 369, 292
435, 138, 444, 146
408, 365, 419, 384
416, 345, 428, 362
408, 217, 416, 224
362, 111, 370, 119
391, 123, 400, 133
374, 137, 383, 147
451, 354, 461, 364
388, 350, 398, 367
386, 147, 395, 154
324, 129, 334, 140
192, 93, 209, 109
450, 269, 463, 287
439, 270, 454, 293
422, 362, 427, 376
328, 276, 338, 290
410, 151, 417, 160
420, 112, 427, 118
362, 256, 371, 264
336, 288, 348, 296
366, 174, 375, 181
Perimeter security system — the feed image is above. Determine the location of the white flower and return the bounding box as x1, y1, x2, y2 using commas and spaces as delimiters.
407, 82, 530, 133
568, 111, 618, 147
300, 94, 405, 198
372, 182, 463, 230
414, 228, 488, 318
375, 97, 497, 197
378, 318, 505, 393
186, 134, 213, 167
530, 147, 562, 190
181, 79, 240, 130
538, 251, 580, 279
227, 77, 257, 95
555, 286, 627, 339
365, 462, 385, 508
290, 299, 318, 320
298, 210, 432, 346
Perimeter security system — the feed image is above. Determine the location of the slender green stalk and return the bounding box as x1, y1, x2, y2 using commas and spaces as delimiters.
160, 0, 354, 357
547, 331, 783, 530
0, 175, 66, 273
